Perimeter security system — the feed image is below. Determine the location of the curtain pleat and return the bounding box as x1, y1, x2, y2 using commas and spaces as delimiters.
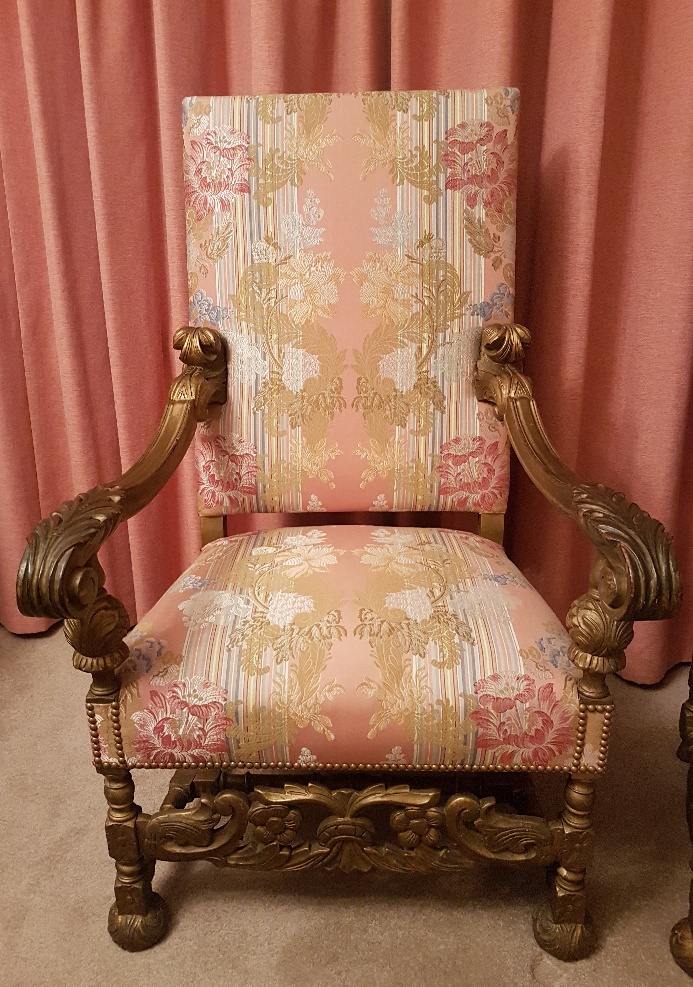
2, 0, 692, 683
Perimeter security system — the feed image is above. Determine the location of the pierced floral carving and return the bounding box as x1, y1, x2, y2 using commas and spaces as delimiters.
140, 779, 564, 876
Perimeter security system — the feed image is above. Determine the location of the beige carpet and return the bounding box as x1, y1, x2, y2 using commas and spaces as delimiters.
1, 623, 692, 987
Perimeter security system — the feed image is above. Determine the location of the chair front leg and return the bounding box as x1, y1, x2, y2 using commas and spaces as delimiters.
533, 773, 597, 961
104, 769, 169, 951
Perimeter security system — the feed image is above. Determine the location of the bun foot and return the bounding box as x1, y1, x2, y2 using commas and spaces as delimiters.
532, 901, 596, 961
671, 918, 693, 976
107, 892, 169, 951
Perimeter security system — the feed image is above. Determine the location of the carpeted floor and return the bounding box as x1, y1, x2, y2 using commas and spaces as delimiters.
1, 623, 692, 987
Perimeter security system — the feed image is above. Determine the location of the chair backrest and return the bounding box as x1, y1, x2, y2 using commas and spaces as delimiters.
183, 88, 518, 517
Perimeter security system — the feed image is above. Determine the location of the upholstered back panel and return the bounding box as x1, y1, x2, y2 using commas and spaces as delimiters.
183, 89, 517, 515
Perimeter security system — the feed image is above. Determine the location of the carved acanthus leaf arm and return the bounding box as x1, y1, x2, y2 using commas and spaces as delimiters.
476, 323, 681, 631
17, 326, 227, 629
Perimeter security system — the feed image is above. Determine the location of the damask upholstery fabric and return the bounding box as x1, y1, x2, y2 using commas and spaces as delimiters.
95, 526, 605, 772
184, 89, 516, 515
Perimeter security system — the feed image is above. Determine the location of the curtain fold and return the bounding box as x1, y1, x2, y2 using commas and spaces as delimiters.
2, 0, 692, 683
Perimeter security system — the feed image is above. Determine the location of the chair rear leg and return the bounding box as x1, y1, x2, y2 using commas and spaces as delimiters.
533, 774, 597, 961
104, 769, 169, 951
671, 763, 693, 974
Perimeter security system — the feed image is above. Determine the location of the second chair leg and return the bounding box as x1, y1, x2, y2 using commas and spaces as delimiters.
671, 764, 693, 975
533, 774, 597, 961
104, 769, 169, 951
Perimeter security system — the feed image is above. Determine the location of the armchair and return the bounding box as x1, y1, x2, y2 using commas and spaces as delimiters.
17, 88, 680, 960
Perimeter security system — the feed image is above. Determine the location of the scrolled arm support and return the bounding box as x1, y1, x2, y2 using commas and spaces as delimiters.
476, 323, 680, 675
16, 327, 227, 672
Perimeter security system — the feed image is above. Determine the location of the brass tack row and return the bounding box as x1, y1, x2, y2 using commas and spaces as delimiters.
85, 701, 103, 766
127, 758, 603, 773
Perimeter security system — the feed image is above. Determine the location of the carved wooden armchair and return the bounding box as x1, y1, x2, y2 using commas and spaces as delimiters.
18, 88, 680, 959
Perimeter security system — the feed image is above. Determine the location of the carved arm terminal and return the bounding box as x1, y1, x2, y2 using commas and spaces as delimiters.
476, 322, 681, 697
16, 326, 227, 693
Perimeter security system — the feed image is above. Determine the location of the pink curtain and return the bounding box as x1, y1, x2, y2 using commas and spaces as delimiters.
2, 0, 692, 683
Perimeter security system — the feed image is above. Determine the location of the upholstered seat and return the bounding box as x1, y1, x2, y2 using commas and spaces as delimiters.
95, 525, 606, 773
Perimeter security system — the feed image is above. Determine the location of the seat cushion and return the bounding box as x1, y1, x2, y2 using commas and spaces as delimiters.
93, 526, 608, 773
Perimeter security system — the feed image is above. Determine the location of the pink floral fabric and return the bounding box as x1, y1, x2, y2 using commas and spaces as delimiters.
98, 526, 608, 773
183, 89, 517, 515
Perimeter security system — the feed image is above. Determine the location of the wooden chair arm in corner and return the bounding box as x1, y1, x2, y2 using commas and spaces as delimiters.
16, 326, 227, 678
476, 323, 681, 681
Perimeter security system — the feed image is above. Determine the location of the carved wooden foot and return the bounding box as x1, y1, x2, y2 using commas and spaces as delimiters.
104, 770, 169, 951
108, 892, 169, 952
533, 900, 596, 961
671, 918, 693, 976
534, 775, 597, 961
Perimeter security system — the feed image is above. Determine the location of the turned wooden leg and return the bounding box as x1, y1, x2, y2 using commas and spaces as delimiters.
104, 769, 168, 951
533, 774, 597, 961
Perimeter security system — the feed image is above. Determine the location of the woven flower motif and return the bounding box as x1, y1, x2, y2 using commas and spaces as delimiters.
179, 590, 253, 628
305, 494, 326, 512
282, 190, 325, 253
281, 344, 321, 393
196, 433, 258, 512
224, 328, 268, 384
297, 747, 318, 767
378, 347, 417, 391
470, 679, 575, 768
352, 251, 418, 326
385, 587, 433, 622
435, 436, 508, 513
169, 574, 211, 594
184, 126, 252, 220
279, 251, 344, 325
131, 677, 231, 765
386, 745, 407, 764
370, 493, 389, 511
442, 120, 516, 213
266, 591, 315, 628
473, 672, 535, 713
370, 189, 413, 248
358, 540, 422, 576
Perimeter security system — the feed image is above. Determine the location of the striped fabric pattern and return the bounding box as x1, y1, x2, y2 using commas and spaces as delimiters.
183, 89, 517, 515
106, 526, 602, 772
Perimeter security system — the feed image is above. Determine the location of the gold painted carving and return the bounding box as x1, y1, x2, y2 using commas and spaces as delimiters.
140, 776, 567, 876
104, 770, 169, 951
475, 322, 681, 686
16, 327, 228, 680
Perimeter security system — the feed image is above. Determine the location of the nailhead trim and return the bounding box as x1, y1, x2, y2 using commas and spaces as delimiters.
85, 701, 102, 767
117, 758, 603, 774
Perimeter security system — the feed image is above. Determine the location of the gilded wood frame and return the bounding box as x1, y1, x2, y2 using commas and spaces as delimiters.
16, 323, 681, 958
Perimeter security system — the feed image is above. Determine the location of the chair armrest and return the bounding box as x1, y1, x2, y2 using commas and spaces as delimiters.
476, 323, 680, 676
17, 326, 227, 642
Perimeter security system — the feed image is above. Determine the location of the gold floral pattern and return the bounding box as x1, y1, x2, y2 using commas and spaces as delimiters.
113, 525, 602, 771
250, 94, 339, 207
354, 91, 445, 203
183, 90, 517, 515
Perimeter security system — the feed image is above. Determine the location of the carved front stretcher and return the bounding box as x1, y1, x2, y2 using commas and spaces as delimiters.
139, 770, 566, 873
